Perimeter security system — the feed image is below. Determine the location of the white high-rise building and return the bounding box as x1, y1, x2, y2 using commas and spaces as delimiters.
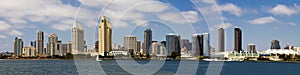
72, 21, 84, 54
47, 33, 58, 56
203, 33, 210, 56
151, 42, 160, 55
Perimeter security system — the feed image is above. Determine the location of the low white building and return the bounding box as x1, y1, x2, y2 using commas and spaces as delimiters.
260, 49, 299, 55
22, 46, 36, 57
294, 47, 300, 54
109, 50, 128, 56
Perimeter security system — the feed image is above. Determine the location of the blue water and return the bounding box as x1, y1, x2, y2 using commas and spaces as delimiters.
0, 60, 299, 75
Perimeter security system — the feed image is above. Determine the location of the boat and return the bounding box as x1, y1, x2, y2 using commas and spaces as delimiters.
203, 58, 244, 62
248, 58, 258, 61
203, 58, 231, 62
96, 55, 103, 62
269, 56, 282, 61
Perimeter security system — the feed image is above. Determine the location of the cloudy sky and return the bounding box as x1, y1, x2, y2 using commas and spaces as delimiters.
0, 0, 300, 52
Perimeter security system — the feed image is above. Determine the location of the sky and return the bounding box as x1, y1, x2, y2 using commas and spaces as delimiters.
0, 0, 300, 52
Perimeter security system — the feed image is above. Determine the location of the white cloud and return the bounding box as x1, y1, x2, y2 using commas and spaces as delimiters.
133, 19, 147, 26
288, 22, 297, 26
0, 0, 79, 30
218, 3, 243, 16
79, 0, 159, 28
269, 4, 298, 15
209, 22, 233, 32
51, 24, 73, 31
0, 21, 11, 31
0, 35, 7, 39
157, 11, 200, 24
78, 0, 110, 7
181, 11, 201, 23
202, 0, 216, 4
135, 2, 168, 13
6, 29, 23, 36
114, 21, 129, 28
51, 19, 74, 31
216, 23, 233, 29
249, 16, 277, 24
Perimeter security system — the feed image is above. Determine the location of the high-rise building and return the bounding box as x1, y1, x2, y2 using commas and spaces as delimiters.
55, 41, 67, 56
202, 33, 210, 56
84, 41, 87, 53
94, 41, 99, 52
67, 41, 72, 53
271, 40, 281, 49
37, 31, 44, 56
192, 33, 210, 56
144, 28, 152, 55
141, 42, 145, 54
47, 33, 58, 56
166, 34, 181, 56
234, 27, 242, 52
218, 28, 225, 52
61, 43, 68, 56
151, 42, 160, 55
14, 37, 23, 57
72, 21, 84, 54
30, 41, 36, 48
124, 35, 137, 53
98, 16, 112, 56
136, 41, 141, 53
160, 41, 167, 56
192, 34, 202, 56
180, 39, 190, 50
112, 43, 121, 50
247, 44, 256, 53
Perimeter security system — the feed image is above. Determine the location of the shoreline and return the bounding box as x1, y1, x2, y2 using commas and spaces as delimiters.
1, 58, 300, 63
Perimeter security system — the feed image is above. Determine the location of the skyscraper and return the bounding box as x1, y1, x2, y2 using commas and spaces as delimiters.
144, 28, 152, 55
72, 21, 84, 54
47, 33, 58, 56
192, 34, 202, 56
136, 41, 141, 53
98, 16, 112, 56
37, 31, 44, 56
247, 44, 256, 53
112, 43, 121, 50
160, 41, 167, 56
67, 41, 72, 54
180, 39, 190, 50
166, 34, 181, 56
14, 37, 23, 57
218, 28, 225, 52
271, 40, 281, 49
124, 35, 137, 53
192, 33, 210, 57
234, 27, 242, 52
55, 40, 62, 56
202, 33, 210, 56
30, 41, 36, 48
151, 42, 160, 55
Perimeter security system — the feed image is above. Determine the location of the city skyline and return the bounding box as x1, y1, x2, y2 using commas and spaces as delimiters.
1, 0, 300, 52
